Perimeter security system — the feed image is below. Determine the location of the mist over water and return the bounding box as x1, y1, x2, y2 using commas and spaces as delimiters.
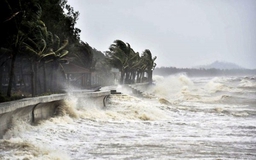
0, 75, 256, 159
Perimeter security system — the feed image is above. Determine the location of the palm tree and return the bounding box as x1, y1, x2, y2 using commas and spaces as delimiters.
22, 21, 49, 96
19, 4, 68, 95
141, 49, 157, 83
1, 2, 43, 97
2, 28, 27, 97
125, 49, 140, 83
129, 52, 142, 83
22, 17, 69, 95
69, 41, 93, 87
105, 40, 157, 84
105, 40, 133, 84
40, 38, 69, 93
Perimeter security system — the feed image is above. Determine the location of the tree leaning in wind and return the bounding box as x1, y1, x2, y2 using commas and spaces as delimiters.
140, 49, 157, 84
24, 24, 69, 95
105, 40, 157, 84
1, 1, 69, 97
105, 40, 130, 84
0, 1, 46, 97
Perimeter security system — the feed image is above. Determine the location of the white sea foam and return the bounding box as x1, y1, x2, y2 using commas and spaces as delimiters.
149, 75, 195, 101
239, 78, 256, 87
1, 76, 256, 159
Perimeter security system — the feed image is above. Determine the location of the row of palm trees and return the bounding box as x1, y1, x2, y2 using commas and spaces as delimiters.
0, 2, 157, 99
105, 40, 157, 84
1, 3, 70, 97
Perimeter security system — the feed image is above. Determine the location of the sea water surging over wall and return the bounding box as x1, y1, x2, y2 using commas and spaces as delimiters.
0, 75, 256, 159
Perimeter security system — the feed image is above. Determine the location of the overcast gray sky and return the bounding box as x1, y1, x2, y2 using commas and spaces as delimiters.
67, 0, 256, 69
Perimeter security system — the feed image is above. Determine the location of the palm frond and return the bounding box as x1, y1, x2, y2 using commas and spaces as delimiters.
59, 50, 69, 58
55, 39, 68, 53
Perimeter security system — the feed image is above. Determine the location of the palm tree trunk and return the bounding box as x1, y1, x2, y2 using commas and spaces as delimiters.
7, 54, 17, 97
50, 64, 54, 93
0, 65, 3, 93
140, 71, 144, 83
43, 63, 47, 93
50, 63, 57, 93
30, 62, 35, 97
132, 71, 136, 84
138, 71, 142, 83
120, 71, 125, 84
51, 64, 56, 93
20, 60, 26, 92
34, 63, 38, 95
148, 70, 153, 84
125, 71, 129, 84
136, 71, 140, 83
37, 63, 43, 95
51, 62, 59, 93
88, 72, 91, 87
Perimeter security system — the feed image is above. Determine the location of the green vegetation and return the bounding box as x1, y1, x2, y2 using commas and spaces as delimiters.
0, 0, 157, 100
105, 40, 156, 84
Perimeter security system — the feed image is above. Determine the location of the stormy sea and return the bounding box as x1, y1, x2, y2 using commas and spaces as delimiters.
0, 75, 256, 160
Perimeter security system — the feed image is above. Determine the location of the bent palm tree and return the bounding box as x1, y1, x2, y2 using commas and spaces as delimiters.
2, 2, 43, 97
23, 19, 69, 94
105, 40, 134, 84
39, 38, 69, 93
141, 49, 157, 83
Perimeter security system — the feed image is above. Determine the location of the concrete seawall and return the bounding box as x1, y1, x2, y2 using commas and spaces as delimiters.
127, 82, 152, 95
0, 90, 110, 138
